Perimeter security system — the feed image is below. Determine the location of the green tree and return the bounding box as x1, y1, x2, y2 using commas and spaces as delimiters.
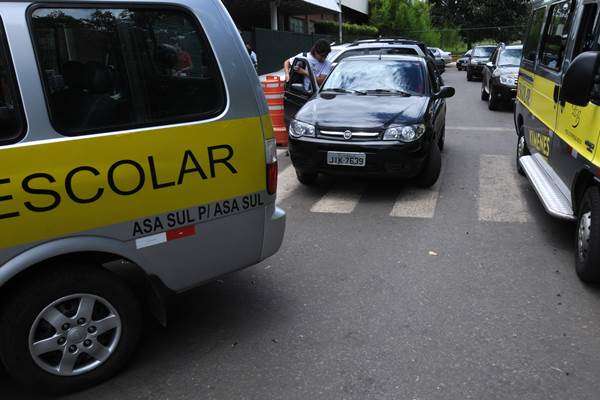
370, 0, 441, 46
429, 0, 530, 47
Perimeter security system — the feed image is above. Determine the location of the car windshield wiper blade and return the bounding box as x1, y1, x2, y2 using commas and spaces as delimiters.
365, 89, 411, 96
323, 88, 366, 95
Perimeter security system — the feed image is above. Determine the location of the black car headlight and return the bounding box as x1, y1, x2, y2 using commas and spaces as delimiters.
289, 119, 316, 138
383, 124, 425, 142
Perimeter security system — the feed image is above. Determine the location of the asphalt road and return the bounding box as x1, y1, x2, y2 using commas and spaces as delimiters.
4, 68, 600, 400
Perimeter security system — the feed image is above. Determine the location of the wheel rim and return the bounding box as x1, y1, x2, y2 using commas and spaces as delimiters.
28, 293, 122, 377
517, 135, 526, 158
578, 211, 592, 263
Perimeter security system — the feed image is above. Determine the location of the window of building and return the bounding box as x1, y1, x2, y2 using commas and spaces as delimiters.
30, 6, 226, 136
523, 7, 547, 62
289, 17, 305, 33
539, 1, 574, 70
0, 19, 25, 144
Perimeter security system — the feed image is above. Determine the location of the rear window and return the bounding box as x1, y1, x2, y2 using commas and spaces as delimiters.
0, 19, 25, 144
322, 60, 426, 95
336, 47, 418, 62
30, 6, 226, 136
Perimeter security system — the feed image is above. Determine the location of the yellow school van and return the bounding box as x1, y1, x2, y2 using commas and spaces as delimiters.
0, 0, 285, 393
515, 0, 600, 283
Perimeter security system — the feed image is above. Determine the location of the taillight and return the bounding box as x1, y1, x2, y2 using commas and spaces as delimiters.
265, 138, 278, 195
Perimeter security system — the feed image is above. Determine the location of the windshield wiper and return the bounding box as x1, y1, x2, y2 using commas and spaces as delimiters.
365, 89, 411, 97
322, 88, 366, 95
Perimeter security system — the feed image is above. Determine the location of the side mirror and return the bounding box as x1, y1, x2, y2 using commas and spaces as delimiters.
435, 86, 455, 99
486, 62, 494, 68
561, 51, 600, 107
290, 82, 311, 95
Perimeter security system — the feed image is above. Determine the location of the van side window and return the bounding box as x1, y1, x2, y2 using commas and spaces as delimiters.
539, 1, 574, 71
573, 3, 599, 57
0, 20, 25, 144
30, 7, 226, 136
523, 8, 547, 62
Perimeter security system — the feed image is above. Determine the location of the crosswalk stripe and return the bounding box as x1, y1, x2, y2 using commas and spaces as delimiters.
276, 165, 300, 204
310, 182, 366, 214
390, 180, 441, 219
478, 154, 529, 223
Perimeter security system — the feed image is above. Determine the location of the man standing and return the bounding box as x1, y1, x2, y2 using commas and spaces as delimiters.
284, 39, 332, 90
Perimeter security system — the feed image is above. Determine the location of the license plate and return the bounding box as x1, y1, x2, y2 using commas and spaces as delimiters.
327, 151, 366, 167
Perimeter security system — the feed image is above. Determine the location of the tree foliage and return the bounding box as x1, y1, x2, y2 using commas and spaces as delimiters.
369, 0, 441, 45
429, 0, 530, 46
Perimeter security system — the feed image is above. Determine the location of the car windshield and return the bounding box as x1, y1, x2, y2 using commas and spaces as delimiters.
498, 48, 522, 66
322, 59, 425, 95
473, 47, 494, 57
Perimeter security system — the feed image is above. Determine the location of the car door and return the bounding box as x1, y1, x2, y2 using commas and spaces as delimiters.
284, 57, 317, 127
532, 0, 575, 148
554, 1, 600, 178
428, 63, 445, 141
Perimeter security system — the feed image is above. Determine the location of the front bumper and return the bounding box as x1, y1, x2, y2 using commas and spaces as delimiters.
468, 64, 484, 75
289, 136, 430, 178
492, 80, 517, 101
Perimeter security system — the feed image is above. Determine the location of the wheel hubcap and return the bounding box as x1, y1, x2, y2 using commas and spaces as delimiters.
28, 294, 122, 377
578, 211, 592, 262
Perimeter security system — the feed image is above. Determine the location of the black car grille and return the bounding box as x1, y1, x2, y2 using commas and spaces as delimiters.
318, 129, 381, 141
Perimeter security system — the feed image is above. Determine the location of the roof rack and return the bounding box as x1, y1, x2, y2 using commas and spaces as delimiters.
348, 36, 422, 47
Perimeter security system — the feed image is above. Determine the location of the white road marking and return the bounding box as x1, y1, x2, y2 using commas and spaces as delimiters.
390, 179, 441, 219
276, 164, 300, 204
310, 182, 366, 214
446, 126, 514, 132
478, 154, 530, 223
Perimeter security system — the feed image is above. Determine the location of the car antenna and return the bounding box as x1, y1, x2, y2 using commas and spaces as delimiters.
379, 48, 383, 60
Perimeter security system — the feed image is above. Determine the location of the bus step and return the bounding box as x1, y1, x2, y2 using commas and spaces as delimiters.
519, 155, 575, 220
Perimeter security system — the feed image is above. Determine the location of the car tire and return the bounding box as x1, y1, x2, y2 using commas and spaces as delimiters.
575, 186, 600, 283
467, 70, 473, 81
481, 83, 489, 101
0, 264, 142, 395
488, 85, 499, 110
296, 170, 317, 185
438, 125, 445, 152
414, 143, 441, 188
516, 129, 529, 176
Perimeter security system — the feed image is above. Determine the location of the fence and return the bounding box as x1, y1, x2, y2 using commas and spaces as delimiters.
243, 28, 335, 75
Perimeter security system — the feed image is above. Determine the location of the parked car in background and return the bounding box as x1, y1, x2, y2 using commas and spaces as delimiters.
481, 44, 522, 110
283, 55, 455, 188
456, 49, 472, 70
467, 45, 496, 81
429, 47, 452, 64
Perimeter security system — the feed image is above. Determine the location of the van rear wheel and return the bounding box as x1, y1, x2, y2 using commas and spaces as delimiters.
516, 129, 529, 176
0, 264, 141, 395
575, 187, 600, 283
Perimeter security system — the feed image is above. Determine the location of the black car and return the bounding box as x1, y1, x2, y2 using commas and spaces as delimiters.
283, 55, 455, 187
456, 49, 472, 71
466, 45, 496, 81
481, 44, 522, 110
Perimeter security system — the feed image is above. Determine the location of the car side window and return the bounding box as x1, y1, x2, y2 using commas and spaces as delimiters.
539, 1, 574, 71
0, 19, 25, 145
30, 6, 226, 136
288, 58, 314, 93
573, 3, 599, 57
523, 8, 547, 62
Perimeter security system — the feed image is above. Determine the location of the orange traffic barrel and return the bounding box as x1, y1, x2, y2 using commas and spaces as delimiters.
262, 75, 287, 146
